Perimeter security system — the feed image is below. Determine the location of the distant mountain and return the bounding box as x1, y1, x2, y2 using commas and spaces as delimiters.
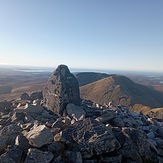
80, 75, 163, 108
75, 72, 110, 86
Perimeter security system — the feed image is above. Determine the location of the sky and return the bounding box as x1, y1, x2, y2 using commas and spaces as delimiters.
0, 0, 163, 72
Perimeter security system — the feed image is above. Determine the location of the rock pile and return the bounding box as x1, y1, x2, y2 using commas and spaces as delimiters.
0, 65, 163, 162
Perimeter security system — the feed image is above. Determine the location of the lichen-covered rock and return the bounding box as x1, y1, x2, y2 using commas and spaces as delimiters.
43, 65, 81, 116
61, 118, 120, 158
24, 148, 53, 163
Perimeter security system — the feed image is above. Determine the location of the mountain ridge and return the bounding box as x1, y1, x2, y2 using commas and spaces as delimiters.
80, 74, 163, 108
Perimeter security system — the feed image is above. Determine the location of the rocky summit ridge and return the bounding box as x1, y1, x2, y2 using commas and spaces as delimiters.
0, 65, 163, 162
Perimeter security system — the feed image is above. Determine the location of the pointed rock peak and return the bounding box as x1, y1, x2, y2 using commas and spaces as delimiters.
43, 65, 81, 116
53, 64, 71, 78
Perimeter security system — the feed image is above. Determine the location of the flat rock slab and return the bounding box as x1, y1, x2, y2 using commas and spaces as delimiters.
25, 125, 53, 147
61, 118, 120, 158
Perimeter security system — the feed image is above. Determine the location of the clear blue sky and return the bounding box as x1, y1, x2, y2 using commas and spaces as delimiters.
0, 0, 163, 72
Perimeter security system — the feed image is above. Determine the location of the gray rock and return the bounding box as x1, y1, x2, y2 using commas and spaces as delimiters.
43, 65, 81, 116
157, 127, 163, 139
0, 154, 16, 163
0, 137, 6, 152
24, 148, 53, 163
63, 151, 82, 163
111, 117, 125, 127
61, 118, 120, 158
99, 153, 122, 163
20, 93, 30, 100
155, 138, 163, 148
122, 128, 157, 162
0, 124, 21, 146
96, 110, 116, 123
147, 131, 155, 139
66, 103, 85, 120
0, 146, 23, 163
15, 134, 30, 151
14, 103, 44, 115
30, 91, 43, 100
11, 111, 25, 123
48, 142, 64, 157
25, 124, 53, 147
0, 101, 12, 113
25, 103, 44, 114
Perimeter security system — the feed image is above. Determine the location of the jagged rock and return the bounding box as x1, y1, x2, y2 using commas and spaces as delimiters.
15, 135, 30, 151
155, 138, 163, 148
147, 131, 155, 139
0, 137, 6, 152
16, 103, 44, 114
121, 128, 157, 162
0, 124, 21, 146
66, 103, 85, 121
95, 110, 116, 123
24, 148, 54, 163
30, 91, 43, 100
11, 112, 25, 123
157, 127, 163, 139
63, 151, 82, 163
25, 124, 53, 147
53, 151, 82, 163
0, 101, 12, 113
20, 93, 30, 100
43, 65, 81, 116
0, 154, 16, 163
0, 146, 23, 163
119, 140, 143, 163
83, 106, 102, 118
110, 117, 125, 127
61, 118, 120, 158
48, 142, 64, 157
99, 153, 122, 163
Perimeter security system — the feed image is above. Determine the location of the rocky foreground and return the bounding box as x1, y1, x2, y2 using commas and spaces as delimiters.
0, 65, 163, 163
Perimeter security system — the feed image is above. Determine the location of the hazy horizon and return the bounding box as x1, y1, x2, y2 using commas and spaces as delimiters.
0, 0, 163, 72
0, 64, 163, 77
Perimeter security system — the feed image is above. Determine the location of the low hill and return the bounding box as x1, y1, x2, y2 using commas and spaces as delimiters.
75, 72, 109, 86
80, 75, 163, 108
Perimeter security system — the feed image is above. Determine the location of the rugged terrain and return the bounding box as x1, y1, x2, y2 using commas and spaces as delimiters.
0, 65, 163, 162
80, 75, 163, 108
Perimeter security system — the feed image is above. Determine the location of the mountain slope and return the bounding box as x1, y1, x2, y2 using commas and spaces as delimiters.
80, 75, 163, 108
75, 72, 109, 86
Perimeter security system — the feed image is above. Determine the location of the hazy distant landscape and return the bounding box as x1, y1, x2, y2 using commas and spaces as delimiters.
0, 65, 163, 101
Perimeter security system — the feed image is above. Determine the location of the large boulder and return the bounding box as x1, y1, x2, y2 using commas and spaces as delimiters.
61, 118, 120, 158
43, 65, 81, 116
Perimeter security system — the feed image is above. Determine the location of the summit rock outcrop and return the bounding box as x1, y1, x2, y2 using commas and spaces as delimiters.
43, 65, 81, 116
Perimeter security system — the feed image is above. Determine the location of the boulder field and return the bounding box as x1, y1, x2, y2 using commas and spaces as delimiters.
0, 65, 163, 162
